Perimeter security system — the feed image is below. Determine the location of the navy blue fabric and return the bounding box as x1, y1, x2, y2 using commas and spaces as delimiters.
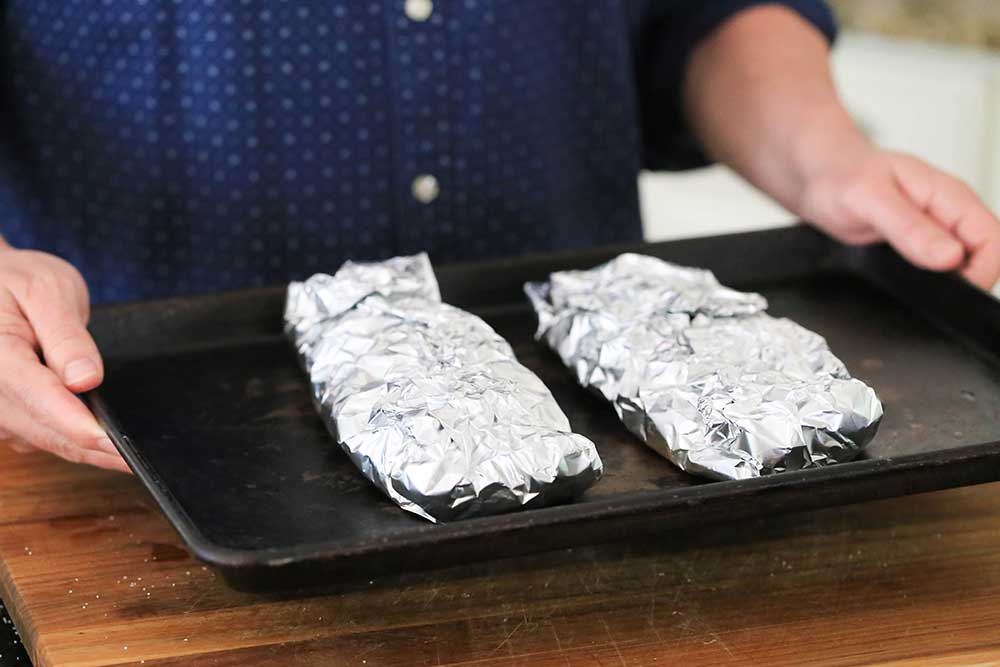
0, 1, 835, 303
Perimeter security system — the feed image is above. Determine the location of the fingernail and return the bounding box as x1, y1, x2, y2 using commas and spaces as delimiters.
64, 359, 98, 386
96, 437, 118, 455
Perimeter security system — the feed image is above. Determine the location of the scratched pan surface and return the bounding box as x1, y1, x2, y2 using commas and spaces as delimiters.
84, 226, 1000, 592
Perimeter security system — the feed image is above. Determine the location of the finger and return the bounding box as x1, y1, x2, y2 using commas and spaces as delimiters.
7, 277, 104, 392
862, 187, 965, 272
0, 289, 123, 473
50, 444, 127, 471
5, 429, 128, 472
0, 406, 129, 472
91, 453, 132, 473
816, 223, 882, 247
80, 447, 131, 473
956, 224, 1000, 290
893, 157, 1000, 290
1, 353, 112, 456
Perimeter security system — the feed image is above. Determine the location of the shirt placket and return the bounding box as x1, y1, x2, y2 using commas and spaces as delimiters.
389, 0, 452, 257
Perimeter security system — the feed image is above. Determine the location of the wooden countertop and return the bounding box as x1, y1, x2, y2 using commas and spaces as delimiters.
3, 442, 1000, 667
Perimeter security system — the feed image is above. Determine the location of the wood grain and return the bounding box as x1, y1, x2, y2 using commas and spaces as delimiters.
3, 441, 1000, 667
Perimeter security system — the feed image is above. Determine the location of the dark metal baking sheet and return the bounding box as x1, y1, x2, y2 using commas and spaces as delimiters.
83, 226, 1000, 591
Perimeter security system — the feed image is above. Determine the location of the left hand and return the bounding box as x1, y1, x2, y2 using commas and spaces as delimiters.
797, 144, 1000, 291
680, 4, 1000, 292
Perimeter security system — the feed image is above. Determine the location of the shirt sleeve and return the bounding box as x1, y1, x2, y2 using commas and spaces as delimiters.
635, 0, 838, 172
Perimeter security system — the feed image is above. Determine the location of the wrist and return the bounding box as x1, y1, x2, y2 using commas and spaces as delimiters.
787, 106, 875, 216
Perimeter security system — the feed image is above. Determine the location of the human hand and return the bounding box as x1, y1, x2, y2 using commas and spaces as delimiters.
798, 144, 1000, 291
0, 243, 129, 472
679, 3, 1000, 291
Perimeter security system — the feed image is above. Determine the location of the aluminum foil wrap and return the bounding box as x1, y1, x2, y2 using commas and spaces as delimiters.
526, 253, 883, 481
285, 253, 602, 523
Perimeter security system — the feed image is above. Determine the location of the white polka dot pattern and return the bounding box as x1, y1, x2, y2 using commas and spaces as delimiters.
0, 0, 835, 302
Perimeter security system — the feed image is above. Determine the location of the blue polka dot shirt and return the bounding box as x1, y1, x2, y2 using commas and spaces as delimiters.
0, 0, 835, 303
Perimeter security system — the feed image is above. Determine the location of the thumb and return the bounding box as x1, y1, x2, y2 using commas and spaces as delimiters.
15, 283, 104, 393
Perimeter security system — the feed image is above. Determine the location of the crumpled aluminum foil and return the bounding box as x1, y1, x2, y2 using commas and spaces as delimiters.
285, 253, 602, 523
526, 253, 883, 481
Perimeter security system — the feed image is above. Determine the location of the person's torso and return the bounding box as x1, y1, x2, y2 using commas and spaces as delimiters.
0, 0, 646, 302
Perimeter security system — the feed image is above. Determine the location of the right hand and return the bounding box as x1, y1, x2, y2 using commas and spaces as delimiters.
0, 243, 129, 472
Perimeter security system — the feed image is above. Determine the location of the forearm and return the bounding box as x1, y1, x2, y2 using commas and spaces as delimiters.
682, 3, 1000, 289
682, 4, 864, 214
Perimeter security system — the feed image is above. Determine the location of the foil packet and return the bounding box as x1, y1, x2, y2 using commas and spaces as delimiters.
285, 254, 602, 523
526, 253, 882, 481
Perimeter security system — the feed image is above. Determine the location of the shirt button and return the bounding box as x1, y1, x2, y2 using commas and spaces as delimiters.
411, 174, 439, 204
404, 0, 433, 22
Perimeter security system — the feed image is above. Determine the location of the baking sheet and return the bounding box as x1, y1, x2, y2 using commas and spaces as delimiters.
84, 226, 1000, 591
